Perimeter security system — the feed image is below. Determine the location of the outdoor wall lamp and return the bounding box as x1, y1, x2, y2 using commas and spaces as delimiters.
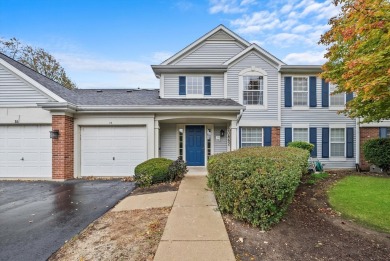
220, 129, 225, 137
50, 130, 60, 139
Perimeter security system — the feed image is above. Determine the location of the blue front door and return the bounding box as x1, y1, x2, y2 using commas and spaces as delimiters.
186, 125, 205, 166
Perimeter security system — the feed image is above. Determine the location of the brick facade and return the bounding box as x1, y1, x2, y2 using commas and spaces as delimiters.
271, 127, 280, 146
359, 127, 379, 171
52, 115, 74, 180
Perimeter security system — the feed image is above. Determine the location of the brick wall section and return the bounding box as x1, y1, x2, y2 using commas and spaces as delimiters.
271, 127, 280, 146
359, 127, 379, 171
52, 115, 74, 180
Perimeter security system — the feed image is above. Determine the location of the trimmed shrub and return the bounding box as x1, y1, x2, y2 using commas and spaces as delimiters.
168, 157, 188, 182
134, 158, 173, 187
363, 138, 390, 173
207, 146, 309, 230
288, 141, 315, 153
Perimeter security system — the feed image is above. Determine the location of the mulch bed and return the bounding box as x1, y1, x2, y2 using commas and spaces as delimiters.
223, 171, 390, 261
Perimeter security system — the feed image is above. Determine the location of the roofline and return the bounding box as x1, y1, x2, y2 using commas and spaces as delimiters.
151, 65, 228, 77
223, 44, 286, 67
279, 65, 322, 73
0, 57, 67, 103
161, 24, 251, 65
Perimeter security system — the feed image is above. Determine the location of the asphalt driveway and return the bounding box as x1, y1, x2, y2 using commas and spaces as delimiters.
0, 179, 135, 261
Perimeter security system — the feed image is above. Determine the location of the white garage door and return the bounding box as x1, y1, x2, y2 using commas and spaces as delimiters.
0, 125, 52, 178
81, 126, 147, 176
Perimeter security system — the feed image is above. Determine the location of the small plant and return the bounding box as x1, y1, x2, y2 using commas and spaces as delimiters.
288, 141, 315, 153
167, 157, 188, 182
134, 158, 173, 187
307, 172, 329, 185
363, 138, 390, 174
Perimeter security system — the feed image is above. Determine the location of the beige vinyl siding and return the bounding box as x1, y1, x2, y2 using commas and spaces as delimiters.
228, 52, 279, 121
214, 125, 228, 154
163, 74, 224, 98
0, 64, 51, 104
281, 74, 357, 169
160, 123, 177, 160
174, 41, 245, 65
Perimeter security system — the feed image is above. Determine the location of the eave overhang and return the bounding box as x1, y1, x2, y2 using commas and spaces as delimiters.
151, 65, 228, 77
279, 65, 322, 74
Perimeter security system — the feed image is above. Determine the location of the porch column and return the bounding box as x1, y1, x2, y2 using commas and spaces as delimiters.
230, 120, 238, 151
154, 120, 160, 158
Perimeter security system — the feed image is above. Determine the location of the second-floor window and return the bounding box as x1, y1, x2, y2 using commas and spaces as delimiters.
293, 77, 308, 106
329, 84, 345, 107
187, 76, 203, 95
243, 76, 264, 105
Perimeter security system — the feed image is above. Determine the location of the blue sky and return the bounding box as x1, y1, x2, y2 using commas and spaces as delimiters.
0, 0, 340, 89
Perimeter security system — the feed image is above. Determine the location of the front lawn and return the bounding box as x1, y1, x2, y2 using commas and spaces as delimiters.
328, 175, 390, 233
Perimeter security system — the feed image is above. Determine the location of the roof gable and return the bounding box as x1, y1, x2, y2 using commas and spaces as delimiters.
161, 25, 250, 65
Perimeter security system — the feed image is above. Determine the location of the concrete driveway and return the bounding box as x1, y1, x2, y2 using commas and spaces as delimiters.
0, 180, 135, 261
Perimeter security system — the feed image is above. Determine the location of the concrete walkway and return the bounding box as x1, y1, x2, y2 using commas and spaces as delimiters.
154, 175, 235, 261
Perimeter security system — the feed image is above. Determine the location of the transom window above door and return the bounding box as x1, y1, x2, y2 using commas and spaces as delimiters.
187, 76, 203, 95
243, 76, 264, 105
293, 77, 308, 106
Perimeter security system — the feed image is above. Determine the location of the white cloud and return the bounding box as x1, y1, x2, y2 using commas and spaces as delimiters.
150, 51, 173, 64
280, 4, 293, 14
283, 50, 326, 65
209, 0, 256, 14
291, 24, 312, 33
266, 33, 311, 48
54, 53, 159, 89
231, 11, 279, 34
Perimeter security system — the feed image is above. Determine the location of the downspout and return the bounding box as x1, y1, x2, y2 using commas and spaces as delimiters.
355, 118, 360, 171
236, 108, 246, 124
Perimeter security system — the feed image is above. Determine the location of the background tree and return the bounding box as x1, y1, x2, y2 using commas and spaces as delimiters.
0, 38, 76, 90
319, 0, 390, 123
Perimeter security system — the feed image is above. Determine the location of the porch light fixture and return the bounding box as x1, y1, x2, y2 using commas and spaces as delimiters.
220, 129, 225, 137
50, 130, 60, 139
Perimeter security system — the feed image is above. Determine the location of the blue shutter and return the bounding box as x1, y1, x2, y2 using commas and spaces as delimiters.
346, 127, 354, 158
322, 79, 329, 107
322, 128, 329, 158
264, 127, 272, 146
179, 76, 186, 95
239, 127, 242, 148
309, 76, 317, 107
346, 93, 353, 103
204, 76, 211, 95
284, 77, 292, 107
285, 128, 292, 146
379, 127, 388, 138
309, 128, 317, 157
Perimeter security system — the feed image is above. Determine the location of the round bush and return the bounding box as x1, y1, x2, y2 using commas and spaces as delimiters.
363, 138, 390, 173
134, 158, 173, 187
207, 147, 309, 230
288, 141, 315, 153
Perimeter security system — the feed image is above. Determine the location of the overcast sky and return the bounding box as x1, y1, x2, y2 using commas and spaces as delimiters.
0, 0, 340, 89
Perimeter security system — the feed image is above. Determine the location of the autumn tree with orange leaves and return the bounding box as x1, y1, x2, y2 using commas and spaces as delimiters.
320, 0, 390, 123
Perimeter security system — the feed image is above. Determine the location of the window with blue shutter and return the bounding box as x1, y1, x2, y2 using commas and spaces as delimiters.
309, 128, 317, 157
264, 127, 272, 146
322, 128, 329, 158
322, 79, 329, 107
284, 77, 292, 107
346, 127, 354, 158
379, 127, 388, 138
179, 76, 186, 95
204, 76, 211, 95
346, 92, 353, 102
309, 76, 317, 107
285, 128, 292, 146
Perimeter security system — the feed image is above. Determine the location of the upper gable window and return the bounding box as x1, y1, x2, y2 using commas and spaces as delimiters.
239, 67, 267, 109
329, 83, 345, 107
187, 76, 203, 95
293, 77, 308, 106
243, 76, 264, 105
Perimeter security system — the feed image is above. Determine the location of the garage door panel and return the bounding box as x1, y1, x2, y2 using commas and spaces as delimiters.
81, 126, 147, 177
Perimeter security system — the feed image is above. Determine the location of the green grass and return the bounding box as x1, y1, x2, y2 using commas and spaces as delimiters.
328, 175, 390, 233
306, 172, 329, 185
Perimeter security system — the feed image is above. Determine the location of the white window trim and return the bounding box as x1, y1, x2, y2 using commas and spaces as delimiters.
240, 126, 264, 148
329, 83, 346, 110
292, 76, 309, 109
239, 67, 268, 110
185, 75, 204, 98
329, 125, 347, 159
292, 124, 309, 142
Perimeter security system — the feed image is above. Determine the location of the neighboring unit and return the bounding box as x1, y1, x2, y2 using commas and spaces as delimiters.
0, 25, 388, 180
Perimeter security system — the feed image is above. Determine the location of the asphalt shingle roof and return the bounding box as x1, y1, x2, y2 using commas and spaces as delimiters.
0, 53, 242, 108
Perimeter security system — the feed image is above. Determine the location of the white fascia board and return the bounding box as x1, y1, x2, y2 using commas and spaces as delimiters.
0, 58, 67, 103
75, 105, 245, 112
161, 25, 250, 65
223, 44, 286, 67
